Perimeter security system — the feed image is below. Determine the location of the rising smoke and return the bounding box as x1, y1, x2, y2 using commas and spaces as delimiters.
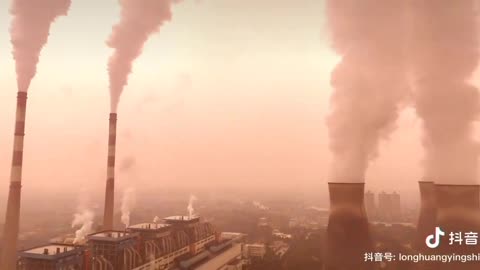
409, 1, 480, 184
72, 210, 94, 244
326, 0, 410, 182
121, 187, 136, 228
187, 195, 197, 218
107, 0, 182, 112
71, 189, 94, 244
10, 0, 71, 92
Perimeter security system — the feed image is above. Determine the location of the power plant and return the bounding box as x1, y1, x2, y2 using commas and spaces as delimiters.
17, 215, 228, 270
2, 0, 480, 269
0, 92, 29, 270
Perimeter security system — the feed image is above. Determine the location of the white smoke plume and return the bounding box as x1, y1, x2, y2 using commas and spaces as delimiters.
187, 195, 197, 218
71, 189, 94, 244
153, 216, 161, 223
71, 210, 94, 244
326, 0, 410, 182
107, 0, 183, 112
10, 0, 71, 92
121, 187, 136, 228
409, 1, 480, 184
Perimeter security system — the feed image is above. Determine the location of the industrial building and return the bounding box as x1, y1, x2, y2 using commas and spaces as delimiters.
17, 216, 247, 270
17, 244, 86, 270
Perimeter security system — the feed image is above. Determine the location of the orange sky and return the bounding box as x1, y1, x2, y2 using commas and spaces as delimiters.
0, 0, 456, 204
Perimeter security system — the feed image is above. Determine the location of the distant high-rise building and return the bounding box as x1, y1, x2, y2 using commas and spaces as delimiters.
378, 191, 402, 222
391, 192, 402, 221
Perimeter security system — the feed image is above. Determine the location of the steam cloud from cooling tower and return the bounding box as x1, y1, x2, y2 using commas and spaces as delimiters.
107, 0, 181, 112
326, 0, 409, 182
409, 1, 480, 184
10, 0, 71, 92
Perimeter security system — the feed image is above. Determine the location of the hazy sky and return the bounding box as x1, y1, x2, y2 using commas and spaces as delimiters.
0, 0, 437, 203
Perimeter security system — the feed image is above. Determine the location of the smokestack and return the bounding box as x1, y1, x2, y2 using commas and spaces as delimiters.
434, 184, 480, 270
326, 182, 373, 270
103, 113, 117, 230
0, 92, 28, 270
415, 181, 437, 252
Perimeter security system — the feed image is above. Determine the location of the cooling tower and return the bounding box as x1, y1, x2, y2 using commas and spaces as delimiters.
103, 113, 117, 230
415, 181, 437, 251
435, 184, 480, 270
325, 182, 373, 270
0, 92, 28, 270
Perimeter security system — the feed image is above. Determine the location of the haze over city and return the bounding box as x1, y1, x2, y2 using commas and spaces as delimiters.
2, 1, 480, 270
0, 0, 447, 206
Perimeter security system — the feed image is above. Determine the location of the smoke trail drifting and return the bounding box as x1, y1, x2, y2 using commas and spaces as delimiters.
10, 0, 71, 92
409, 1, 480, 184
326, 0, 410, 182
107, 0, 181, 112
121, 187, 136, 228
187, 195, 197, 218
153, 216, 161, 223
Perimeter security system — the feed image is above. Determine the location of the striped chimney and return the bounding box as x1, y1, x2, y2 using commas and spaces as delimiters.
325, 182, 373, 270
103, 113, 117, 230
0, 92, 28, 270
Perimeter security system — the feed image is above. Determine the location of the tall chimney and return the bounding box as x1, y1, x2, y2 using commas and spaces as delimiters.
415, 181, 437, 251
325, 182, 373, 270
434, 184, 480, 270
102, 113, 117, 230
0, 92, 28, 270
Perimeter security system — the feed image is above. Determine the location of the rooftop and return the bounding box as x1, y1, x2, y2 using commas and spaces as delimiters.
23, 244, 76, 255
19, 244, 84, 260
164, 215, 200, 224
87, 230, 137, 242
128, 223, 171, 230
